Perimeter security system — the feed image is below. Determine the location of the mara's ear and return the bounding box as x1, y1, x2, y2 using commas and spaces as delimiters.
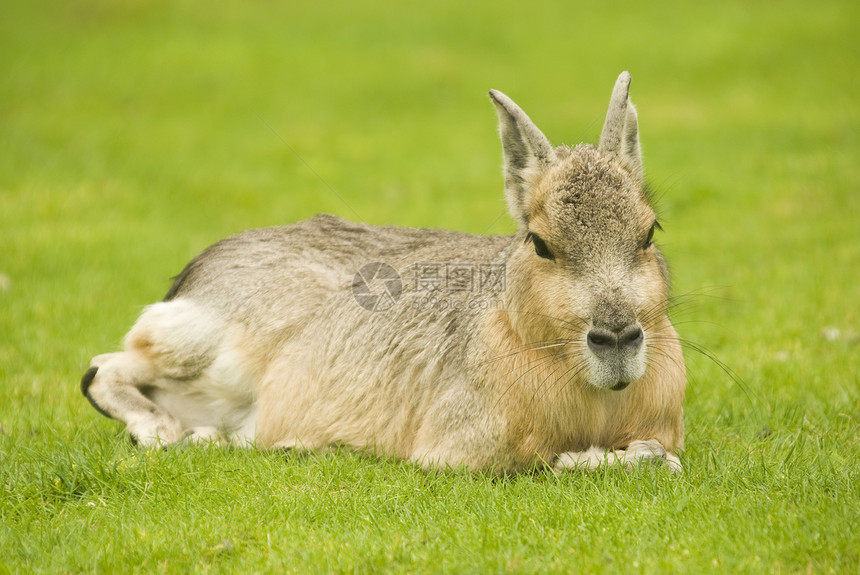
598, 71, 644, 182
489, 90, 556, 226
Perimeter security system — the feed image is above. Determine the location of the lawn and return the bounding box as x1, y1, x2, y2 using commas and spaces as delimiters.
1, 0, 858, 573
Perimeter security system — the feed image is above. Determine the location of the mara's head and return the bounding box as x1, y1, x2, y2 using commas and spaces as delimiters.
490, 72, 670, 391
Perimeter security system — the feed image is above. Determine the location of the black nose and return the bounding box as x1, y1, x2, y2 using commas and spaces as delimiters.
618, 325, 644, 349
587, 324, 644, 354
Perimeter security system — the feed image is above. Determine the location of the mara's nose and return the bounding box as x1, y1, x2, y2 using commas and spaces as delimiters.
587, 324, 644, 355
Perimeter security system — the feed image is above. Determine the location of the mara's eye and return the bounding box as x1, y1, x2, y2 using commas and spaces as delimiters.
643, 221, 662, 249
526, 232, 555, 261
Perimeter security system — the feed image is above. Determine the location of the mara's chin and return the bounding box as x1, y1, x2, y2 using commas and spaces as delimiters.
587, 359, 646, 391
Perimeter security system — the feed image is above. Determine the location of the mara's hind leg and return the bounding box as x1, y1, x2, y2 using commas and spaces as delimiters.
82, 351, 184, 446
82, 299, 226, 447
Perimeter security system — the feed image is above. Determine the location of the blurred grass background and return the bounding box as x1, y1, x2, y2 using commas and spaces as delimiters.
1, 0, 858, 572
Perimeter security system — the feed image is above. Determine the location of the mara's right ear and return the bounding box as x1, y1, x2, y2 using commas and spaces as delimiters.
598, 71, 644, 182
489, 90, 556, 226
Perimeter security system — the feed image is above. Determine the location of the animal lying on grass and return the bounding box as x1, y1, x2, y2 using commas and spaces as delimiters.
82, 71, 685, 473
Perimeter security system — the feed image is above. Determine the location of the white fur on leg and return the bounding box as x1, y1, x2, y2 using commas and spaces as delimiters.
619, 439, 682, 473
554, 439, 682, 474
554, 446, 608, 472
126, 413, 185, 447
86, 352, 186, 447
185, 426, 227, 446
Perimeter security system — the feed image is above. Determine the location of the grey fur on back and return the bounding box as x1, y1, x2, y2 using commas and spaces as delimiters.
164, 215, 512, 347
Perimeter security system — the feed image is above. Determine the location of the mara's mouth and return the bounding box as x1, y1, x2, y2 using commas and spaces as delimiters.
585, 345, 647, 391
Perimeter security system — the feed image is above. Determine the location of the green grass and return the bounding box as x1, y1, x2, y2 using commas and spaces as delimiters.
1, 0, 858, 572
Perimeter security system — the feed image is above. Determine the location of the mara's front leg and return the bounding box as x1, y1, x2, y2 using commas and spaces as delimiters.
554, 439, 682, 474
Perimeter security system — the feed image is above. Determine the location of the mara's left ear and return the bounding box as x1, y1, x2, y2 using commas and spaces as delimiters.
489, 90, 557, 226
598, 71, 644, 182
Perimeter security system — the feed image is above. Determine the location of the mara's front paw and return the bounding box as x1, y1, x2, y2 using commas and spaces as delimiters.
554, 446, 607, 472
554, 440, 682, 474
184, 426, 227, 446
621, 439, 682, 473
